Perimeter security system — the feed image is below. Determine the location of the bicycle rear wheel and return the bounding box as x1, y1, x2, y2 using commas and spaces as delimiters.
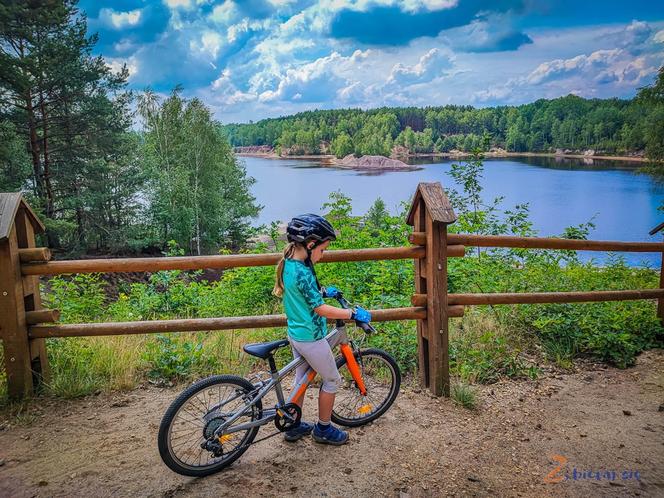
158, 375, 262, 477
331, 348, 401, 427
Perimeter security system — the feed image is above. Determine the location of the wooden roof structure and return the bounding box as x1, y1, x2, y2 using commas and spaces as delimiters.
0, 192, 45, 243
650, 222, 664, 236
406, 182, 457, 226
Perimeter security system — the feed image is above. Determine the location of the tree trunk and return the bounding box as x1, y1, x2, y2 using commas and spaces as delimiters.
25, 91, 44, 202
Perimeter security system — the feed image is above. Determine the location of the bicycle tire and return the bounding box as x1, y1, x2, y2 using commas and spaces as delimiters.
158, 374, 262, 477
331, 348, 401, 427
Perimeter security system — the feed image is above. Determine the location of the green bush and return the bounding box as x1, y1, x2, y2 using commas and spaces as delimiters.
6, 151, 660, 404
142, 335, 204, 382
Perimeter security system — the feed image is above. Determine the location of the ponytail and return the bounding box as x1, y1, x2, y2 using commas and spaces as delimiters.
272, 242, 297, 298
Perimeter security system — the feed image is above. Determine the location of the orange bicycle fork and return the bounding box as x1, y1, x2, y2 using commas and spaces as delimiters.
339, 343, 367, 396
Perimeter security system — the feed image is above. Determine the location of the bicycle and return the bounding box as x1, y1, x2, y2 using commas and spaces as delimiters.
157, 292, 401, 477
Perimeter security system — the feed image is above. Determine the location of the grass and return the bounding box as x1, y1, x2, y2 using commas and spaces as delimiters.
0, 327, 287, 404
451, 381, 477, 409
449, 310, 539, 384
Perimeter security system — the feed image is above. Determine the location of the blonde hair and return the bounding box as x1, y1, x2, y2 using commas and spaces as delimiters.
272, 242, 298, 298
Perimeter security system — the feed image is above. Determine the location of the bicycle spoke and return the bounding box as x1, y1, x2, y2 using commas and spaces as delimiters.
333, 352, 397, 422
166, 378, 261, 472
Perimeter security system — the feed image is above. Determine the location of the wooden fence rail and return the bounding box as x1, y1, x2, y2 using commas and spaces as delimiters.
1, 183, 662, 399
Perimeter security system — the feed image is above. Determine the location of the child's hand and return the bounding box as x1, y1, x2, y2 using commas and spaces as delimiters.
351, 305, 371, 323
322, 286, 341, 298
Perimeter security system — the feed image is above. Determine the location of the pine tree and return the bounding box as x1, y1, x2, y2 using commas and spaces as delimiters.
0, 0, 137, 252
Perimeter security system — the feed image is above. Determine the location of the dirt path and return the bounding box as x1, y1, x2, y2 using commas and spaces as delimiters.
1, 350, 663, 498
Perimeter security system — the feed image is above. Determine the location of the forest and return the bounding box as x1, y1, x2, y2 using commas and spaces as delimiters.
222, 72, 664, 163
0, 1, 260, 256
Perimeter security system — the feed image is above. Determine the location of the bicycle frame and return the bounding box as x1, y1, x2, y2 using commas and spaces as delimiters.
212, 320, 366, 437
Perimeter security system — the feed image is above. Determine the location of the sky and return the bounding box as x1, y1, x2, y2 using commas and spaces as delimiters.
79, 0, 664, 123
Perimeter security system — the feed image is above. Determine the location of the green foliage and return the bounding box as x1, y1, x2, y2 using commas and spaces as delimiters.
636, 66, 664, 165
451, 382, 477, 409
222, 86, 664, 157
6, 153, 661, 404
142, 335, 204, 382
137, 90, 261, 254
0, 0, 136, 253
43, 274, 107, 323
0, 120, 30, 191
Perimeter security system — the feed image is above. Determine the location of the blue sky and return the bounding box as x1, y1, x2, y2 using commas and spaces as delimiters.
79, 0, 664, 123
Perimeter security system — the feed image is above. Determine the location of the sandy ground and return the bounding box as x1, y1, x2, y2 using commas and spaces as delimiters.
1, 349, 663, 498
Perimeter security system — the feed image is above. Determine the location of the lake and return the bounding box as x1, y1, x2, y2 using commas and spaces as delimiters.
240, 155, 664, 267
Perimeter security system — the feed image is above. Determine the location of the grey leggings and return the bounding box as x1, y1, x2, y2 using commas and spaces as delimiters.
288, 336, 342, 394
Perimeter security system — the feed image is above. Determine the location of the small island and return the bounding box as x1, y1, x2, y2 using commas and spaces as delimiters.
334, 154, 417, 170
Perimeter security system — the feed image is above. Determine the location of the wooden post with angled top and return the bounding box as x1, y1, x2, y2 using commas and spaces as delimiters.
649, 222, 664, 326
406, 183, 457, 396
659, 252, 664, 325
0, 193, 51, 399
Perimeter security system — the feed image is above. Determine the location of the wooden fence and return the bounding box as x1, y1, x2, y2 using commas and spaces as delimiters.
1, 183, 663, 399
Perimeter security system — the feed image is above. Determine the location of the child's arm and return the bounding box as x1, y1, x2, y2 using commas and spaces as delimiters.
314, 304, 352, 320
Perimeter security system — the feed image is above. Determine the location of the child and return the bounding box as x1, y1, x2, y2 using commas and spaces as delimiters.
272, 213, 371, 445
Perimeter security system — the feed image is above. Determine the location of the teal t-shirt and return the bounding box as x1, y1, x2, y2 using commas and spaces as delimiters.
282, 258, 327, 341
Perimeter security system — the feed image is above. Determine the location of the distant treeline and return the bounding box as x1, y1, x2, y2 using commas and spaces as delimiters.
222, 73, 664, 162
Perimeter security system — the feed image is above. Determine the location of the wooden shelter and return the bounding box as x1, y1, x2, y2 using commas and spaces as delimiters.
0, 193, 52, 398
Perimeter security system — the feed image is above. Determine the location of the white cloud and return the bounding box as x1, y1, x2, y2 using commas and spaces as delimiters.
527, 49, 622, 84
386, 48, 453, 86
258, 52, 351, 102
266, 0, 298, 6
211, 69, 256, 106
106, 56, 139, 79
209, 1, 237, 24
164, 0, 193, 9
190, 31, 224, 59
100, 8, 142, 29
654, 30, 664, 43
609, 20, 652, 52
401, 0, 458, 12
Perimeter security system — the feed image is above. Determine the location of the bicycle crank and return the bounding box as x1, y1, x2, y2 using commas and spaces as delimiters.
274, 403, 301, 432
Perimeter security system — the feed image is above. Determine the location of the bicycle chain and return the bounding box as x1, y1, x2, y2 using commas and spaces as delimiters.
210, 405, 300, 457
214, 426, 282, 458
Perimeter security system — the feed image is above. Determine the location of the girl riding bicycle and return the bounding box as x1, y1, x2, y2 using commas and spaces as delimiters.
272, 213, 372, 445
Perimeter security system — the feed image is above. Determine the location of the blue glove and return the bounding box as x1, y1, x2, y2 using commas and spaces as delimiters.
322, 286, 341, 298
351, 305, 371, 323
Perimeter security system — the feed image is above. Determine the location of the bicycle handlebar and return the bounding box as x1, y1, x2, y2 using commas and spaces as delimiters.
333, 292, 376, 334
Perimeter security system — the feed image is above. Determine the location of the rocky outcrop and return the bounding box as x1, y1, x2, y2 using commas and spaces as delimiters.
390, 145, 410, 158
234, 145, 274, 154
336, 154, 415, 170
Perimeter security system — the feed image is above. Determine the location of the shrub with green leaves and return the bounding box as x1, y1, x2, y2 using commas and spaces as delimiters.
3, 151, 662, 404
142, 335, 204, 382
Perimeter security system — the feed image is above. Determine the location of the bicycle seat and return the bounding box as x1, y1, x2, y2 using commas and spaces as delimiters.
243, 339, 289, 359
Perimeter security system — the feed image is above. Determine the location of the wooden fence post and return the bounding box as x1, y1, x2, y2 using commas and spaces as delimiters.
0, 193, 50, 399
406, 183, 457, 396
659, 251, 664, 325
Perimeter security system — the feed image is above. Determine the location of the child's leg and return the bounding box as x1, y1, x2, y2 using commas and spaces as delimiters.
289, 338, 342, 423
289, 342, 310, 410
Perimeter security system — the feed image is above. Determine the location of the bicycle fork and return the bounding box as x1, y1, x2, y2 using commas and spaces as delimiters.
339, 342, 367, 396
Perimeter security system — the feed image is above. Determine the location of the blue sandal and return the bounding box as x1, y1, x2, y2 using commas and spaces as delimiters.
284, 421, 314, 442
312, 422, 349, 445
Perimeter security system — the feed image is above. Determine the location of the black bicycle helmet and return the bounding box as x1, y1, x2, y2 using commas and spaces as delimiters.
287, 213, 336, 247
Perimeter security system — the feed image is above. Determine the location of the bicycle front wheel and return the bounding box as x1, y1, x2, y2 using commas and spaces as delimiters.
331, 348, 401, 427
